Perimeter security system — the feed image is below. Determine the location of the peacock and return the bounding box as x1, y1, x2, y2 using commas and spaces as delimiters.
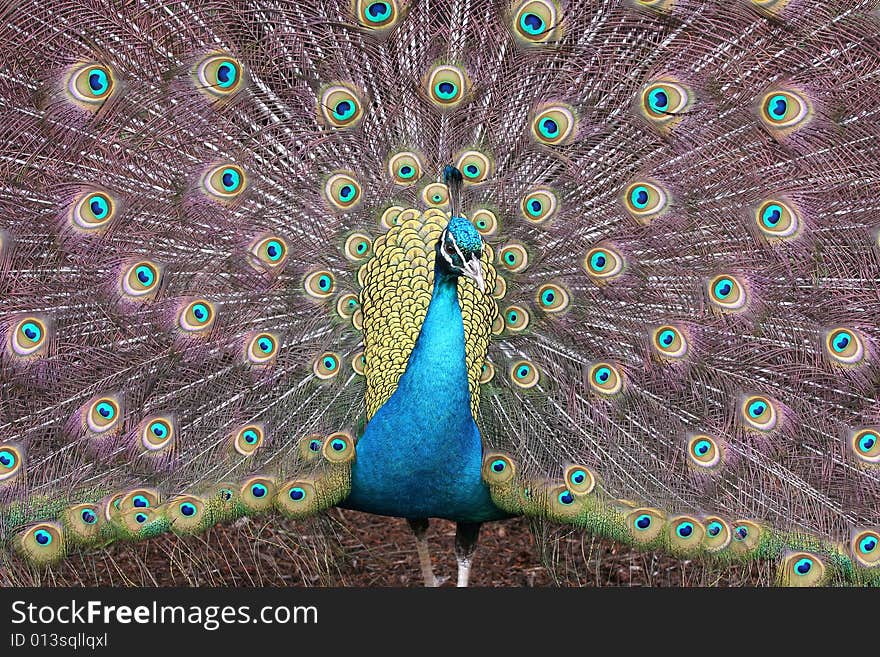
1, 0, 879, 589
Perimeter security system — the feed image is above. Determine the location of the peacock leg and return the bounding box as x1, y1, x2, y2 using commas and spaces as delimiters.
407, 517, 441, 587
454, 522, 482, 588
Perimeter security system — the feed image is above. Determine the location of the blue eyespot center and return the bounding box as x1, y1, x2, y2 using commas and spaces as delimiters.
762, 205, 782, 227
595, 367, 611, 384
520, 12, 545, 35
88, 68, 109, 95
694, 440, 711, 456
0, 451, 15, 468
859, 536, 877, 554
318, 275, 331, 290
136, 266, 154, 285
794, 558, 812, 575
251, 484, 267, 498
676, 522, 694, 538
858, 433, 877, 453
216, 62, 237, 88
96, 402, 115, 419
133, 495, 149, 508
832, 331, 851, 352
540, 118, 558, 137
289, 487, 306, 501
331, 439, 346, 452
649, 88, 668, 112
768, 95, 788, 120
571, 470, 586, 484
150, 422, 167, 438
180, 502, 197, 517
517, 366, 530, 379
541, 290, 555, 305
192, 303, 209, 322
491, 459, 506, 473
89, 196, 109, 218
734, 526, 749, 541
35, 529, 53, 545
243, 429, 259, 445
558, 490, 574, 505
333, 100, 353, 119
266, 241, 283, 260
707, 522, 722, 537
590, 252, 607, 271
135, 512, 148, 524
748, 401, 766, 418
635, 514, 652, 530
221, 168, 240, 191
659, 330, 676, 347
366, 2, 391, 21
309, 440, 321, 452
435, 81, 457, 99
714, 279, 733, 299
81, 509, 97, 524
22, 322, 42, 342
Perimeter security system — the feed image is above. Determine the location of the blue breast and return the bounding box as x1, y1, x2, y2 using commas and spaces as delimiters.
343, 271, 506, 522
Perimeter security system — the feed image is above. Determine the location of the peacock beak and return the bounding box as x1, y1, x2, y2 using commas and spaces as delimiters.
461, 257, 485, 292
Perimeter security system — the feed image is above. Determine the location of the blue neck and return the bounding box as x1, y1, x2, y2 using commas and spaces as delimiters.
343, 266, 505, 522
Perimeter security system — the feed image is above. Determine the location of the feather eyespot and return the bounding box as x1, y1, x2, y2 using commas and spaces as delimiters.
755, 200, 800, 240
564, 465, 596, 495
178, 300, 216, 333
202, 164, 246, 200
10, 317, 50, 357
779, 552, 826, 587
337, 293, 360, 319
426, 64, 469, 108
325, 173, 362, 210
87, 396, 122, 434
503, 305, 530, 332
498, 243, 529, 273
304, 271, 336, 299
351, 351, 366, 376
482, 453, 516, 484
651, 325, 688, 359
536, 282, 570, 313
71, 189, 117, 232
851, 529, 880, 567
825, 328, 865, 366
233, 424, 264, 456
471, 209, 499, 237
67, 63, 115, 107
344, 233, 373, 261
760, 89, 811, 132
851, 428, 880, 465
707, 274, 747, 311
510, 360, 540, 388
356, 0, 400, 29
456, 150, 492, 185
686, 434, 722, 470
0, 445, 23, 483
141, 417, 174, 452
626, 508, 665, 543
520, 188, 558, 223
240, 476, 277, 512
422, 183, 449, 208
250, 236, 288, 271
589, 362, 623, 396
275, 480, 319, 518
322, 431, 355, 463
196, 54, 244, 97
512, 0, 561, 44
17, 523, 65, 564
168, 496, 208, 534
313, 352, 341, 379
584, 245, 624, 282
623, 181, 668, 223
121, 261, 162, 300
531, 104, 575, 145
246, 332, 278, 365
388, 152, 423, 185
640, 79, 691, 124
702, 516, 731, 552
479, 360, 495, 383
669, 515, 705, 550
320, 85, 364, 128
741, 395, 778, 431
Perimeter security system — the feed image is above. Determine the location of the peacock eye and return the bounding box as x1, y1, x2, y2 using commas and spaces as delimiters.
589, 362, 623, 395
0, 446, 22, 482
584, 245, 624, 281
251, 484, 267, 498
756, 200, 800, 239
356, 0, 399, 28
557, 490, 575, 505
122, 260, 162, 299
707, 274, 747, 311
325, 172, 363, 210
250, 236, 288, 271
851, 428, 880, 464
180, 502, 196, 517
456, 150, 492, 185
72, 190, 117, 231
760, 89, 811, 131
520, 188, 558, 223
675, 521, 694, 538
536, 282, 570, 313
851, 529, 880, 567
498, 243, 529, 273
388, 152, 423, 185
179, 299, 216, 333
825, 328, 865, 366
132, 495, 150, 508
320, 84, 365, 128
304, 270, 336, 299
203, 164, 247, 200
482, 453, 516, 483
289, 486, 306, 501
531, 104, 575, 145
322, 431, 355, 463
344, 232, 373, 261
741, 395, 778, 431
640, 79, 691, 123
471, 209, 499, 237
422, 182, 449, 208
509, 360, 539, 389
779, 552, 826, 587
707, 522, 722, 537
503, 305, 530, 332
67, 63, 115, 106
310, 439, 322, 452
623, 181, 668, 222
427, 65, 468, 108
313, 352, 341, 379
479, 360, 495, 384
512, 0, 561, 44
246, 332, 278, 365
12, 317, 49, 357
81, 509, 98, 524
196, 54, 244, 97
651, 325, 688, 359
687, 434, 722, 469
233, 424, 264, 456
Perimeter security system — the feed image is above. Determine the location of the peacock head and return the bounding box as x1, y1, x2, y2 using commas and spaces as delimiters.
438, 215, 485, 292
